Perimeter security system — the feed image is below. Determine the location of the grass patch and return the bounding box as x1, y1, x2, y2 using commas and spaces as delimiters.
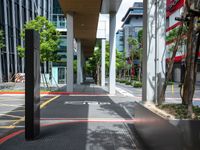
158, 104, 200, 120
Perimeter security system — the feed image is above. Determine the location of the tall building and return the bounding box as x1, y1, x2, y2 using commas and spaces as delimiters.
0, 0, 52, 82
116, 29, 124, 52
121, 2, 143, 58
51, 0, 67, 85
166, 0, 200, 82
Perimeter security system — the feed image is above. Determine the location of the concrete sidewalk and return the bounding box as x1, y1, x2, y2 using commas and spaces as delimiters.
116, 82, 200, 106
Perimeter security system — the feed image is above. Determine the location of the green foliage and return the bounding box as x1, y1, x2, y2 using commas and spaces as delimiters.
119, 79, 126, 83
137, 29, 143, 44
166, 26, 187, 53
166, 26, 187, 42
17, 16, 60, 62
0, 30, 5, 49
86, 46, 101, 75
116, 51, 126, 72
73, 60, 77, 75
125, 80, 132, 85
128, 37, 141, 61
158, 104, 200, 120
86, 41, 124, 77
166, 27, 180, 42
167, 81, 174, 85
133, 81, 142, 88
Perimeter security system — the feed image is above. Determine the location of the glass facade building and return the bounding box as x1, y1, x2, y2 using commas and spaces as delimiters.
0, 0, 52, 82
51, 0, 67, 84
121, 2, 143, 58
116, 29, 124, 52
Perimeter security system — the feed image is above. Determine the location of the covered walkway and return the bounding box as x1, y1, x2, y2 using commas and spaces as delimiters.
0, 0, 168, 149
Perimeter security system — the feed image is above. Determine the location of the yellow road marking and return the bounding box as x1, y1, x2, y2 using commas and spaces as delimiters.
0, 126, 15, 129
11, 117, 24, 127
5, 96, 59, 128
40, 96, 60, 109
171, 84, 174, 95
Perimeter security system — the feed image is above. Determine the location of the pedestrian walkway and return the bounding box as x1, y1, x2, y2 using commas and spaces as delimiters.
0, 80, 143, 150
116, 81, 200, 106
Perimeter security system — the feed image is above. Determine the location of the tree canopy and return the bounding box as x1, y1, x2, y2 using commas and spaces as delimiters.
17, 16, 60, 62
85, 41, 124, 78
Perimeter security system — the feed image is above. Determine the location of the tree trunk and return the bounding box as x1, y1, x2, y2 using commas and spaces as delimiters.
159, 25, 184, 105
123, 68, 126, 79
183, 14, 199, 118
97, 63, 100, 85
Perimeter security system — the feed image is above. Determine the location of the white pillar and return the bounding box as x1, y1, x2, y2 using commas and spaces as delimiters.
66, 13, 74, 92
12, 0, 17, 74
81, 52, 85, 82
101, 39, 106, 87
3, 0, 10, 81
109, 13, 116, 94
19, 0, 24, 73
77, 40, 83, 84
142, 0, 166, 103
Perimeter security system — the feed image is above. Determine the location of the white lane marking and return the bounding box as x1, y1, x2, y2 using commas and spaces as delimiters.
64, 101, 111, 105
116, 87, 137, 98
69, 94, 110, 96
116, 86, 200, 101
0, 103, 24, 107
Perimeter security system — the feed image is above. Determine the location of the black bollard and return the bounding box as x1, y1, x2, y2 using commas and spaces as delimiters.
25, 29, 40, 140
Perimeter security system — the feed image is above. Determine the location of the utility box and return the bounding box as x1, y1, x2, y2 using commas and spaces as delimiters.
25, 29, 40, 140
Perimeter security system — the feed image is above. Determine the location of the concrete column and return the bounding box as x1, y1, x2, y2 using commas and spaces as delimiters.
109, 13, 116, 94
26, 0, 29, 21
81, 51, 85, 82
142, 0, 166, 103
19, 0, 24, 73
66, 13, 74, 92
77, 40, 83, 84
43, 0, 46, 17
101, 39, 106, 87
3, 0, 10, 81
38, 0, 41, 15
12, 0, 18, 74
32, 0, 35, 19
48, 0, 52, 20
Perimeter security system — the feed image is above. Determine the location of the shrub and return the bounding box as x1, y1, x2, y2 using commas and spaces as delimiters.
125, 81, 132, 85
120, 80, 126, 83
116, 79, 120, 82
133, 81, 142, 88
167, 81, 174, 85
